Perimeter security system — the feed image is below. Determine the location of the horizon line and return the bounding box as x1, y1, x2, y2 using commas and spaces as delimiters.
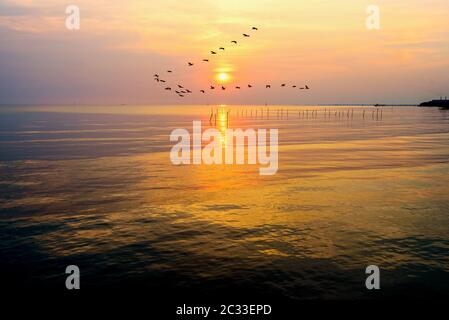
0, 103, 421, 107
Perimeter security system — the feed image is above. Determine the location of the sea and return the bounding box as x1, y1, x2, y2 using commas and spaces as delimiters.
1, 104, 448, 299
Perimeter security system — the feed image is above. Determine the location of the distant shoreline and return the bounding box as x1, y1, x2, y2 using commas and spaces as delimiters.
418, 99, 449, 109
0, 103, 420, 107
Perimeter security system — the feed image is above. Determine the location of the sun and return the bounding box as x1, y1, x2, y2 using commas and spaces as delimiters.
216, 72, 231, 83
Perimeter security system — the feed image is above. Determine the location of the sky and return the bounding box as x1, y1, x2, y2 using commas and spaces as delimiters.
0, 0, 448, 105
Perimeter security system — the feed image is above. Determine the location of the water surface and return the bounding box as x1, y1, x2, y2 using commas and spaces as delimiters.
1, 105, 448, 299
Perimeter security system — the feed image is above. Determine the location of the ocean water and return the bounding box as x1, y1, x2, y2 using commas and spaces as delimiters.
0, 105, 449, 299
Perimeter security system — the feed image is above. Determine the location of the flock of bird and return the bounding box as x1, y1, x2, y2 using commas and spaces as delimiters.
153, 26, 311, 98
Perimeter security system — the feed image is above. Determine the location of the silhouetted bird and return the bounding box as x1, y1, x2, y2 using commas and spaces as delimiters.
243, 34, 250, 37
155, 78, 160, 82
160, 80, 166, 83
222, 86, 226, 90
266, 85, 271, 88
154, 74, 159, 78
203, 59, 209, 62
167, 70, 172, 73
178, 85, 184, 88
305, 85, 310, 89
200, 90, 205, 93
236, 86, 241, 89
175, 91, 180, 94
248, 84, 253, 88
186, 89, 192, 93
231, 41, 237, 44
179, 95, 184, 97
188, 62, 194, 66
281, 84, 286, 87
252, 27, 258, 30
219, 47, 225, 50
210, 86, 215, 90
211, 51, 217, 54
292, 85, 297, 88
165, 87, 171, 90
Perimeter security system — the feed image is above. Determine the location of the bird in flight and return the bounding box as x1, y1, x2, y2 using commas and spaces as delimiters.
167, 70, 172, 73
243, 34, 250, 37
292, 85, 297, 88
248, 84, 253, 88
154, 74, 159, 78
236, 86, 241, 89
266, 85, 271, 88
281, 84, 286, 87
188, 62, 194, 66
186, 89, 192, 93
252, 27, 258, 30
160, 80, 166, 83
231, 41, 237, 44
219, 47, 225, 50
210, 86, 215, 90
203, 59, 209, 62
305, 85, 310, 89
155, 78, 160, 82
178, 85, 184, 88
179, 94, 184, 97
222, 86, 226, 90
165, 87, 171, 90
211, 51, 217, 54
200, 90, 205, 93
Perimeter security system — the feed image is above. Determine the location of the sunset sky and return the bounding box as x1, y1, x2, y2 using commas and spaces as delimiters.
0, 0, 448, 105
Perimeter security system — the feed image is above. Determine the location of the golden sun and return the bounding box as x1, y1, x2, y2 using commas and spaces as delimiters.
216, 72, 231, 83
